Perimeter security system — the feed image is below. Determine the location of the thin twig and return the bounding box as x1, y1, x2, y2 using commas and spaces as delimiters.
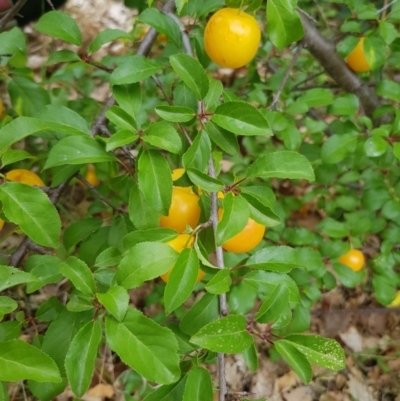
269, 44, 304, 110
165, 12, 193, 56
77, 173, 124, 214
0, 0, 28, 30
377, 0, 398, 15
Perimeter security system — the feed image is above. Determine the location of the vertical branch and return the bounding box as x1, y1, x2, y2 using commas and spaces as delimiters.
0, 0, 28, 30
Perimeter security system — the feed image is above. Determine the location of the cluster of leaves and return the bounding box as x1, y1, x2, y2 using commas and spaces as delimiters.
0, 0, 398, 399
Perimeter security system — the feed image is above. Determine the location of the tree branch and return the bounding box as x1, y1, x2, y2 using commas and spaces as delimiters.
0, 0, 28, 30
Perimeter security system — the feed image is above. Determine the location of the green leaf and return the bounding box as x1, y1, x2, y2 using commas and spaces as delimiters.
180, 293, 219, 336
44, 136, 115, 168
116, 242, 178, 289
247, 151, 314, 181
255, 285, 289, 323
0, 296, 18, 316
1, 149, 34, 167
63, 218, 103, 253
88, 29, 131, 54
128, 183, 160, 230
212, 102, 271, 136
376, 79, 400, 102
0, 340, 61, 382
0, 183, 61, 249
138, 8, 182, 48
205, 269, 231, 295
94, 247, 122, 268
25, 255, 63, 293
112, 83, 142, 119
170, 54, 209, 100
364, 135, 388, 157
143, 122, 183, 154
267, 0, 304, 50
317, 218, 349, 238
106, 129, 138, 152
183, 367, 213, 401
138, 150, 172, 215
216, 194, 249, 246
59, 256, 96, 296
8, 77, 50, 117
190, 315, 253, 353
186, 168, 224, 192
97, 286, 129, 321
38, 104, 92, 136
298, 88, 334, 107
165, 249, 199, 314
182, 130, 212, 172
155, 105, 196, 122
46, 49, 81, 64
246, 246, 301, 273
333, 262, 364, 288
275, 340, 312, 383
65, 321, 102, 397
204, 121, 239, 155
123, 228, 177, 249
243, 342, 259, 372
0, 27, 26, 67
35, 11, 82, 46
321, 134, 358, 164
0, 266, 37, 292
284, 334, 346, 370
105, 309, 180, 384
110, 56, 161, 85
105, 105, 137, 131
244, 270, 299, 303
241, 191, 281, 227
373, 275, 397, 305
204, 79, 223, 110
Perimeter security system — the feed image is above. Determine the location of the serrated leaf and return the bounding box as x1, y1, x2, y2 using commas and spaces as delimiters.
44, 136, 115, 168
165, 249, 199, 314
47, 49, 81, 64
244, 270, 299, 303
255, 285, 289, 323
190, 315, 253, 353
138, 149, 172, 215
116, 242, 178, 289
35, 11, 82, 46
205, 269, 231, 295
182, 130, 212, 172
112, 83, 142, 119
180, 293, 219, 336
267, 0, 304, 51
284, 334, 346, 370
143, 122, 183, 154
155, 105, 196, 122
321, 134, 358, 164
88, 29, 131, 54
275, 340, 312, 383
106, 129, 138, 152
241, 191, 280, 227
110, 56, 161, 85
183, 367, 213, 401
0, 340, 61, 382
1, 149, 34, 167
59, 256, 96, 296
138, 8, 182, 48
105, 105, 137, 131
97, 286, 129, 322
94, 246, 122, 268
63, 218, 103, 253
204, 121, 239, 155
123, 228, 177, 249
65, 321, 102, 397
0, 183, 61, 248
105, 309, 180, 384
247, 151, 315, 181
186, 168, 224, 192
0, 296, 18, 315
216, 194, 249, 245
170, 54, 209, 100
246, 246, 301, 273
212, 102, 271, 136
0, 266, 37, 292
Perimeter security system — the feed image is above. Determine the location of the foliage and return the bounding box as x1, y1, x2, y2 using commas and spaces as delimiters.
0, 0, 399, 399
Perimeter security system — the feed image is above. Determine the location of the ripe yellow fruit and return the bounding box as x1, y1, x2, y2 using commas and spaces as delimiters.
84, 164, 100, 187
0, 218, 4, 231
161, 234, 205, 283
160, 186, 201, 233
338, 249, 365, 272
5, 169, 45, 186
218, 209, 265, 253
171, 168, 185, 182
204, 7, 261, 68
346, 37, 370, 73
388, 291, 400, 308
